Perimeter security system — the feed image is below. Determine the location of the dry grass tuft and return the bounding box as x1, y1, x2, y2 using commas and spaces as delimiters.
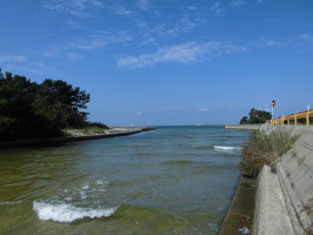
240, 129, 298, 177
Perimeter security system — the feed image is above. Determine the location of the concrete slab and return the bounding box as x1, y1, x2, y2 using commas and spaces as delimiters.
253, 166, 294, 235
219, 177, 256, 235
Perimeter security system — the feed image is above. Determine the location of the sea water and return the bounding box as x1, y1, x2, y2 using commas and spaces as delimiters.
0, 126, 249, 234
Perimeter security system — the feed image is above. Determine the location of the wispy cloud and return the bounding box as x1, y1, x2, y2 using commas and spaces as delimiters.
249, 34, 313, 51
137, 0, 151, 11
294, 33, 313, 51
135, 112, 143, 116
66, 20, 82, 29
256, 0, 264, 4
2, 59, 53, 75
250, 39, 281, 48
139, 11, 206, 45
199, 108, 208, 112
67, 52, 84, 61
43, 0, 104, 18
136, 19, 148, 28
231, 0, 245, 7
210, 3, 225, 16
112, 4, 133, 15
90, 0, 104, 7
180, 14, 196, 32
44, 30, 133, 57
117, 41, 246, 68
0, 55, 26, 63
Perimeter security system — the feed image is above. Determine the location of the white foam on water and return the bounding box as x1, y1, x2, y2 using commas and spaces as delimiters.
64, 196, 72, 201
0, 200, 23, 205
80, 191, 87, 199
82, 184, 89, 190
96, 180, 103, 184
214, 146, 242, 151
96, 179, 109, 185
208, 223, 219, 232
33, 201, 118, 223
97, 189, 106, 192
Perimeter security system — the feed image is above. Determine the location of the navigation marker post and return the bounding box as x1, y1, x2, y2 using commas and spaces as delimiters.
271, 100, 276, 126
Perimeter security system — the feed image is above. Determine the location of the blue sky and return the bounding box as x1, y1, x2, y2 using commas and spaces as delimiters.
1, 0, 313, 125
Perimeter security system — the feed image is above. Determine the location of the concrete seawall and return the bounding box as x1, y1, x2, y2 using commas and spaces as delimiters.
0, 127, 155, 148
253, 125, 313, 234
225, 124, 262, 130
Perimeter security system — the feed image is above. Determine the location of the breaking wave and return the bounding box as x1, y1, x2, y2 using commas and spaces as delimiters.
213, 146, 242, 151
33, 201, 118, 223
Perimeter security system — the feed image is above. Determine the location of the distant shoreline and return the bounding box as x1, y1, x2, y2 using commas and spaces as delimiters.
0, 127, 155, 149
195, 124, 225, 126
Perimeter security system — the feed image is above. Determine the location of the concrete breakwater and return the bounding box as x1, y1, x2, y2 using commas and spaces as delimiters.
225, 124, 262, 130
0, 127, 155, 148
220, 124, 313, 235
253, 125, 313, 234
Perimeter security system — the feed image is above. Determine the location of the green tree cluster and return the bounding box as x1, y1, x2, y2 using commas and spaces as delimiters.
240, 108, 272, 124
0, 69, 90, 140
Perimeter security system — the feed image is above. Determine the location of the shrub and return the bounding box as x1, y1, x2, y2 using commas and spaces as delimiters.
240, 128, 298, 177
86, 121, 110, 129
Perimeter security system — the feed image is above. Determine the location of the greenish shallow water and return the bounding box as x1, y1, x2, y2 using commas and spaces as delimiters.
0, 126, 249, 234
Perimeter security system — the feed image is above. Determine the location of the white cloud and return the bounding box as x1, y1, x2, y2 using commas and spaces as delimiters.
117, 41, 246, 68
294, 33, 313, 51
136, 19, 148, 28
137, 0, 151, 10
3, 61, 53, 75
43, 0, 104, 17
139, 12, 205, 45
67, 52, 83, 61
249, 34, 313, 51
250, 39, 281, 48
210, 3, 225, 16
90, 0, 104, 7
142, 36, 157, 45
44, 30, 133, 56
66, 20, 82, 29
112, 4, 133, 15
231, 0, 245, 7
4, 65, 43, 74
199, 108, 208, 112
135, 112, 143, 116
180, 14, 196, 32
257, 0, 264, 4
0, 55, 26, 63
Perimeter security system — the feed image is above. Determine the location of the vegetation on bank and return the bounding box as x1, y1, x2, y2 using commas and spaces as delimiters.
63, 124, 109, 137
240, 128, 298, 177
0, 69, 108, 141
240, 108, 272, 124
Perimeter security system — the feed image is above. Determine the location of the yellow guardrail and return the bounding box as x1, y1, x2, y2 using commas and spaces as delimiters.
271, 109, 313, 126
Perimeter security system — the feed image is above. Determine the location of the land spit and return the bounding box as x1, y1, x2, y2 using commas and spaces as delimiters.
0, 127, 155, 148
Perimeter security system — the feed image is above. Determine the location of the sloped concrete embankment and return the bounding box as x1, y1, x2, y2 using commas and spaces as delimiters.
254, 125, 313, 235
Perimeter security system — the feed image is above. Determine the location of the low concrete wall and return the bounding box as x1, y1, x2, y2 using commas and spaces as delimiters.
225, 124, 262, 130
253, 125, 313, 234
